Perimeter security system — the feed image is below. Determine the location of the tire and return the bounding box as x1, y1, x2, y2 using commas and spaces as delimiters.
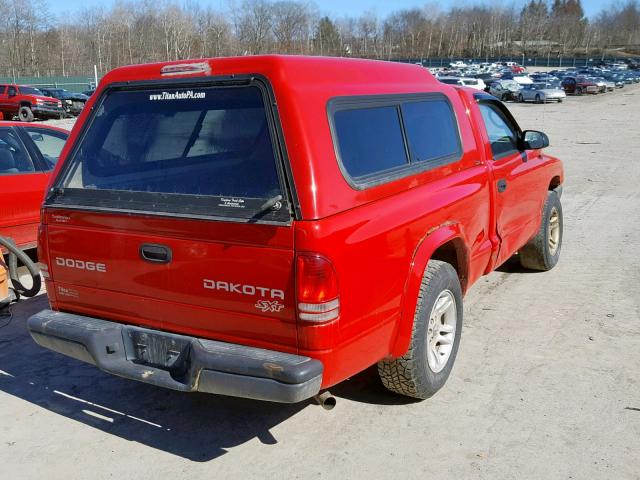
378, 260, 463, 399
519, 191, 563, 271
558, 98, 563, 103
518, 94, 524, 103
18, 105, 34, 122
500, 93, 508, 102
576, 87, 583, 96
535, 94, 542, 104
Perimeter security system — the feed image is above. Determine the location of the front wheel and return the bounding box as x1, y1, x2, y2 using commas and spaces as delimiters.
519, 191, 563, 271
576, 87, 583, 96
518, 94, 524, 103
535, 94, 542, 104
18, 106, 34, 122
378, 260, 463, 399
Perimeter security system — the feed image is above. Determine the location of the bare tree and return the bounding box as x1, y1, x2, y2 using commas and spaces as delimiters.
0, 0, 638, 78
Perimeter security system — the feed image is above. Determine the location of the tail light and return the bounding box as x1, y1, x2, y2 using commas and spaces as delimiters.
296, 254, 339, 323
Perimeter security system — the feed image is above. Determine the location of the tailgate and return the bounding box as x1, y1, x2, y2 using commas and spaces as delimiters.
42, 79, 299, 351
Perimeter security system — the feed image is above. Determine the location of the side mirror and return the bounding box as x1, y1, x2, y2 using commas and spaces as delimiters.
31, 134, 44, 142
521, 130, 549, 150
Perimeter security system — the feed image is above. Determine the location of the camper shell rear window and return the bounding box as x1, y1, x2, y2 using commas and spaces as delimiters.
49, 80, 291, 223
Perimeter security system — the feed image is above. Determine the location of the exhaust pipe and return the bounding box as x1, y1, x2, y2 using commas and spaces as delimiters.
313, 391, 336, 410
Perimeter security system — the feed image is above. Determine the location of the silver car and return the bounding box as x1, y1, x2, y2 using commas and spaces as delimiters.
517, 83, 566, 103
489, 80, 521, 101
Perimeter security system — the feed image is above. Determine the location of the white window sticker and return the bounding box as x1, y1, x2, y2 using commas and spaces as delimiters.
148, 90, 206, 101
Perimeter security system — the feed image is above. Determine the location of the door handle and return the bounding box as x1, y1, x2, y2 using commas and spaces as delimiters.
140, 243, 172, 264
497, 179, 507, 193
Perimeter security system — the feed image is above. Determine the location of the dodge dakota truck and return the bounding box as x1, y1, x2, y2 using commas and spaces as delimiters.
28, 56, 564, 404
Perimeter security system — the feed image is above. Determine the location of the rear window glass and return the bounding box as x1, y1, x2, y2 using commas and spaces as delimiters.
333, 106, 408, 179
401, 100, 461, 165
54, 84, 288, 222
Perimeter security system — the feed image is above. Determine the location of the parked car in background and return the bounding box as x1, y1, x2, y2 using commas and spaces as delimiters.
591, 77, 615, 92
437, 77, 486, 91
561, 76, 599, 95
517, 83, 566, 103
585, 77, 607, 93
459, 77, 486, 90
0, 122, 68, 250
489, 79, 521, 101
437, 76, 464, 86
39, 88, 89, 116
0, 84, 64, 122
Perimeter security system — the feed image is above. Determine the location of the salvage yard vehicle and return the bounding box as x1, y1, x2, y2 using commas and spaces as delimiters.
489, 79, 521, 101
39, 88, 89, 116
561, 76, 599, 95
0, 122, 68, 250
0, 84, 64, 122
28, 56, 564, 404
517, 83, 566, 103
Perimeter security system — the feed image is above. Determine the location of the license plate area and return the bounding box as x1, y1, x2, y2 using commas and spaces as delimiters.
123, 327, 191, 373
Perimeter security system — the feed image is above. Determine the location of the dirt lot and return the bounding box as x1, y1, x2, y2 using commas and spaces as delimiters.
1, 86, 639, 480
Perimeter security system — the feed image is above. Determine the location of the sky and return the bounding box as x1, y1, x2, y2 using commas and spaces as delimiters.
55, 0, 607, 19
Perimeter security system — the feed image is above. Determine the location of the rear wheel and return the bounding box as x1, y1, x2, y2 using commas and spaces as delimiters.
535, 94, 542, 104
576, 87, 583, 96
18, 106, 34, 122
518, 94, 524, 103
378, 260, 463, 399
519, 191, 563, 271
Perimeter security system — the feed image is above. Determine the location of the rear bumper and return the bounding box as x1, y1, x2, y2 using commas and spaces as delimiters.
28, 309, 323, 403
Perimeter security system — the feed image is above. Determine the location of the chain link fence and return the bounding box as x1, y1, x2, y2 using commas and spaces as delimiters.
399, 56, 637, 68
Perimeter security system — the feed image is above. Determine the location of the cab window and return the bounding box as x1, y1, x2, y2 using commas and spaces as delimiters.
0, 129, 35, 174
25, 127, 68, 170
478, 102, 519, 158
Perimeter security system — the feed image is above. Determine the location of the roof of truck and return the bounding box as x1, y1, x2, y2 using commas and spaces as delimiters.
69, 55, 459, 220
99, 55, 439, 91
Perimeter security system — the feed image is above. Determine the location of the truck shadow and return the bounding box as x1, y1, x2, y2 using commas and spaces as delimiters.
495, 254, 537, 274
0, 295, 413, 461
0, 295, 310, 462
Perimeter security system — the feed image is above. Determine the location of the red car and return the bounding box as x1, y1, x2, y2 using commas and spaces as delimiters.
561, 76, 599, 95
0, 122, 69, 250
28, 56, 564, 403
0, 84, 65, 122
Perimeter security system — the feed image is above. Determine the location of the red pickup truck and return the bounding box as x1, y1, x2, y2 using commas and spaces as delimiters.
28, 56, 564, 404
0, 84, 64, 122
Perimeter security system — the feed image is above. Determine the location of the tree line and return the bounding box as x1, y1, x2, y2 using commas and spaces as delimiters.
0, 0, 639, 77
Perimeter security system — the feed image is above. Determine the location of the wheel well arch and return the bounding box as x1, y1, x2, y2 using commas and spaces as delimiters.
429, 238, 469, 293
390, 229, 470, 357
19, 101, 32, 108
549, 176, 561, 190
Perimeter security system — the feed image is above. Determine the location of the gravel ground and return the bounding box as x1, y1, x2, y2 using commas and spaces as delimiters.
1, 85, 639, 480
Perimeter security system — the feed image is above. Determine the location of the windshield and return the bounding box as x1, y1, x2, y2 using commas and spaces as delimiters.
53, 83, 288, 221
20, 86, 44, 96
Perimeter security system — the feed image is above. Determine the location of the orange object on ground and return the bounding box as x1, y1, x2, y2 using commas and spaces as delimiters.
0, 260, 8, 304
